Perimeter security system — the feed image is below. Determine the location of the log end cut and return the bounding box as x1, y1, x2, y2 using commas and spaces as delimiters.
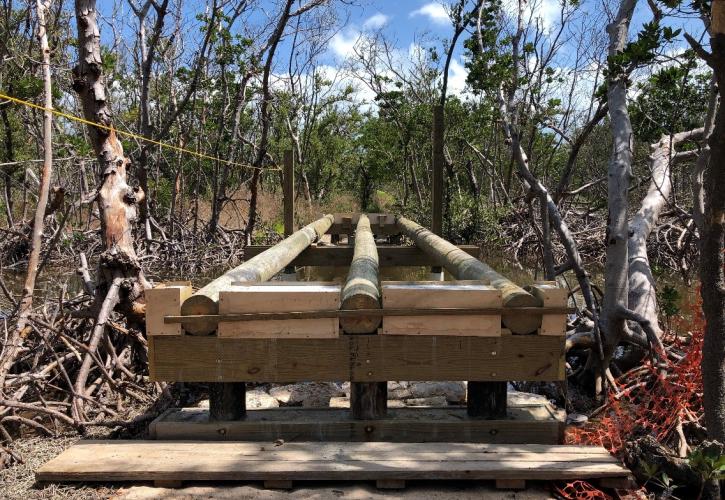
340, 293, 381, 334
180, 294, 219, 335
501, 290, 542, 335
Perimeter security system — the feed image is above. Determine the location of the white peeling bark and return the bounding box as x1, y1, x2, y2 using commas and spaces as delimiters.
601, 0, 637, 370
627, 128, 704, 339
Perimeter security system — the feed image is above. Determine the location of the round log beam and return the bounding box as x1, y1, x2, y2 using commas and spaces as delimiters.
340, 214, 381, 333
181, 214, 334, 335
396, 216, 542, 334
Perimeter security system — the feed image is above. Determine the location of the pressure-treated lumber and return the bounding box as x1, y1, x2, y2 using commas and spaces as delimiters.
527, 281, 568, 336
180, 214, 333, 335
150, 397, 565, 443
218, 283, 340, 338
37, 441, 632, 484
145, 283, 193, 336
341, 214, 381, 333
396, 216, 541, 334
381, 281, 501, 336
148, 334, 565, 382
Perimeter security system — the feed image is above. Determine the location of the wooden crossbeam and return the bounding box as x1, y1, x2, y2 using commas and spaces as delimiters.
148, 335, 565, 382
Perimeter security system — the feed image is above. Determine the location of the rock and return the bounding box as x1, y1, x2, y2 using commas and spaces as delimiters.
269, 382, 344, 407
566, 413, 588, 425
387, 381, 412, 400
387, 399, 405, 408
246, 389, 279, 409
329, 396, 350, 408
197, 399, 209, 408
409, 381, 466, 403
507, 390, 550, 406
404, 396, 448, 407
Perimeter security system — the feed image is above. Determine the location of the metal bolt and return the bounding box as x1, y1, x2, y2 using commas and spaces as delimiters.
218, 428, 226, 435
491, 372, 497, 377
365, 426, 374, 433
367, 371, 373, 376
491, 351, 497, 356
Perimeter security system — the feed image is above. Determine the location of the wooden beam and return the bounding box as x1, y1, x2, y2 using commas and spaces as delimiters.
396, 216, 542, 334
381, 281, 501, 336
283, 150, 294, 238
148, 335, 565, 382
180, 214, 333, 335
218, 283, 340, 339
432, 105, 444, 237
341, 215, 381, 334
243, 244, 481, 267
150, 405, 564, 444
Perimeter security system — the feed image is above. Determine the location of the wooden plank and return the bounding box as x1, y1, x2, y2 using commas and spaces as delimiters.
528, 282, 568, 336
244, 244, 481, 267
381, 281, 501, 336
145, 283, 193, 336
148, 334, 565, 382
150, 405, 564, 444
218, 283, 340, 339
37, 441, 630, 484
329, 213, 398, 236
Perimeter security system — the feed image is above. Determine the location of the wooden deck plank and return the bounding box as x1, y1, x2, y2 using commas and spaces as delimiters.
149, 406, 565, 444
36, 441, 631, 484
149, 335, 565, 382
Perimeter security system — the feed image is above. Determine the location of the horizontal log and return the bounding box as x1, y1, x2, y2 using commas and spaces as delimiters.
243, 244, 481, 267
148, 334, 565, 382
341, 214, 382, 333
328, 213, 399, 236
180, 214, 333, 335
396, 216, 542, 334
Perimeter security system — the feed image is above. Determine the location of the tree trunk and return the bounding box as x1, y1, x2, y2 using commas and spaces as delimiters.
71, 0, 149, 403
600, 0, 638, 389
696, 7, 725, 444
0, 0, 54, 388
627, 129, 703, 342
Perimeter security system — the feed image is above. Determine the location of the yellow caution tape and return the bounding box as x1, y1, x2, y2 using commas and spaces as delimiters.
0, 91, 275, 171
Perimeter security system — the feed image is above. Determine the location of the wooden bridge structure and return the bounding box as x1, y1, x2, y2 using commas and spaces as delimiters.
37, 122, 632, 491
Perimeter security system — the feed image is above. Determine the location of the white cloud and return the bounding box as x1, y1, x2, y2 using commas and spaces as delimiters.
363, 13, 389, 29
500, 0, 561, 32
447, 58, 469, 96
410, 2, 450, 25
330, 28, 362, 59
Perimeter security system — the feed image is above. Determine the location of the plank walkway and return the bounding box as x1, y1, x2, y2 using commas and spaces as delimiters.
36, 441, 633, 490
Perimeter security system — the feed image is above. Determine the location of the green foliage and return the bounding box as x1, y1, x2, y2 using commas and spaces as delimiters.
658, 285, 681, 319
687, 447, 725, 481
630, 56, 711, 141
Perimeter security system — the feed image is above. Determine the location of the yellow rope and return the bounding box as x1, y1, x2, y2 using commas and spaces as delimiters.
0, 91, 275, 171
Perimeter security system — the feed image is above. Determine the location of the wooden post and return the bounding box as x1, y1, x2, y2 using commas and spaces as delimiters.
343, 214, 386, 419
181, 214, 334, 335
209, 382, 246, 421
432, 106, 444, 237
431, 106, 444, 274
467, 381, 507, 418
283, 150, 294, 238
